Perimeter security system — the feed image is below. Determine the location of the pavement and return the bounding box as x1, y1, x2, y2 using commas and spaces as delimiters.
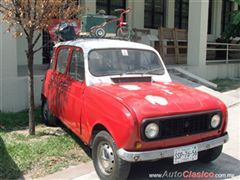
33, 82, 240, 180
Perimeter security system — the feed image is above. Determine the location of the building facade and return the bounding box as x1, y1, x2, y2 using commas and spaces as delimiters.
1, 0, 240, 111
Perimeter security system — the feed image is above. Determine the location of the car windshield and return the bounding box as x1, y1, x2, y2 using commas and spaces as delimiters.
88, 49, 165, 77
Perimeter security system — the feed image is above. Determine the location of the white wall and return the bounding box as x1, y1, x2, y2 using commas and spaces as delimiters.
0, 20, 44, 112
1, 27, 18, 78
187, 0, 209, 66
17, 33, 43, 66
83, 0, 96, 14
166, 0, 175, 28
182, 63, 240, 80
127, 0, 144, 29
1, 76, 43, 112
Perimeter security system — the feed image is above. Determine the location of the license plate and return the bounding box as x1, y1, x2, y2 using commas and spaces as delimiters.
173, 145, 198, 164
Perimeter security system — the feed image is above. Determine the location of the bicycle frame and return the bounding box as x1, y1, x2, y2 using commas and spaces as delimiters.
90, 8, 131, 38
117, 8, 130, 29
93, 8, 130, 31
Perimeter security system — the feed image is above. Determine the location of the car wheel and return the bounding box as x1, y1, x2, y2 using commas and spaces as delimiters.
92, 131, 131, 180
41, 100, 57, 126
198, 145, 223, 163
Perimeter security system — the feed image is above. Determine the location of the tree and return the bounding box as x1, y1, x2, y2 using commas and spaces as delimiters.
0, 0, 81, 135
222, 0, 240, 42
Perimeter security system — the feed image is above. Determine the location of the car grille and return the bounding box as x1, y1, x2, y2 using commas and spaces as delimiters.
141, 110, 222, 141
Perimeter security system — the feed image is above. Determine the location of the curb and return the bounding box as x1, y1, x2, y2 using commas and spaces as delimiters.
30, 161, 94, 180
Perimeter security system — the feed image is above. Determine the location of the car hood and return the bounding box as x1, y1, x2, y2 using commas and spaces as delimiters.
93, 82, 223, 121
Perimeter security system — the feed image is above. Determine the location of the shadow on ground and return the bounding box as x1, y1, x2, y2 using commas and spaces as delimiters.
59, 122, 92, 158
0, 136, 22, 179
128, 153, 240, 180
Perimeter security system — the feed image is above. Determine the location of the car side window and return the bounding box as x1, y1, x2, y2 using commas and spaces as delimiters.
56, 48, 69, 74
69, 50, 85, 81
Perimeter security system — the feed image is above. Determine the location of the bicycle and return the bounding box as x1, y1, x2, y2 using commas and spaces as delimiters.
90, 8, 132, 40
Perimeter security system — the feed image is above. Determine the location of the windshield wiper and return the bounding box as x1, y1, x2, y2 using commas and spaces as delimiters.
143, 67, 165, 75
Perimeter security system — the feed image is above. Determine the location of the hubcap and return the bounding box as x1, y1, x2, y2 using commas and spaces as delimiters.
97, 141, 115, 175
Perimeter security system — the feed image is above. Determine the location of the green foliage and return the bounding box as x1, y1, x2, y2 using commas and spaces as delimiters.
0, 109, 41, 131
235, 0, 240, 5
222, 0, 240, 41
211, 79, 240, 92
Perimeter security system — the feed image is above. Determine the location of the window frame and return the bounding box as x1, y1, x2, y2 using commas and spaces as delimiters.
144, 0, 166, 29
174, 0, 189, 29
67, 47, 85, 82
55, 46, 71, 74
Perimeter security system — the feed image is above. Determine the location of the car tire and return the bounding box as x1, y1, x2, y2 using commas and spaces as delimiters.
92, 131, 131, 180
198, 145, 223, 163
41, 100, 58, 126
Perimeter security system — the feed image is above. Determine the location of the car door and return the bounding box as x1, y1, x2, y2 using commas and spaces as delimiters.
49, 46, 70, 117
58, 47, 85, 135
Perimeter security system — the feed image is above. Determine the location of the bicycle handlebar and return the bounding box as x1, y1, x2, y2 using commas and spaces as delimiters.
114, 8, 124, 12
114, 8, 130, 13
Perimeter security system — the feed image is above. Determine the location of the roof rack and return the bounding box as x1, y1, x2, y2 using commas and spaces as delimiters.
77, 35, 130, 41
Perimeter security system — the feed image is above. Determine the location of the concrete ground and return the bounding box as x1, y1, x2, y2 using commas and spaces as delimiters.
35, 87, 240, 180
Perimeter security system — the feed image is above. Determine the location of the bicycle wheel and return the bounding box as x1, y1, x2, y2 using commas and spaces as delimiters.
95, 27, 106, 38
90, 26, 97, 37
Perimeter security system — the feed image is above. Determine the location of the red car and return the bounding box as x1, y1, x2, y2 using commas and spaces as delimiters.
41, 39, 228, 180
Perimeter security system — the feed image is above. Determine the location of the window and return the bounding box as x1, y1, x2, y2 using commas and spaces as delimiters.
221, 0, 234, 33
88, 49, 164, 77
208, 0, 213, 34
56, 48, 69, 74
144, 0, 165, 29
96, 0, 126, 15
69, 50, 85, 81
175, 0, 189, 29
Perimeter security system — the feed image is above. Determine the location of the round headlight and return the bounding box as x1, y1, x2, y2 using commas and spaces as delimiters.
145, 123, 159, 139
211, 114, 221, 128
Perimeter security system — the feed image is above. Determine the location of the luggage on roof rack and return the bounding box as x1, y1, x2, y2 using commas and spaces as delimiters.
56, 23, 77, 41
80, 14, 117, 37
47, 19, 81, 43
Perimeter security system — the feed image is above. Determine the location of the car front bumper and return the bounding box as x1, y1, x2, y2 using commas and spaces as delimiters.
117, 133, 229, 162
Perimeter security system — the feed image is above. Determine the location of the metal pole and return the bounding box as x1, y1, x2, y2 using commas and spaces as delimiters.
226, 43, 229, 64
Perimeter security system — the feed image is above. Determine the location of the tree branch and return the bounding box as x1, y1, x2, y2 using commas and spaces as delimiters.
33, 33, 41, 48
38, 0, 50, 25
9, 0, 30, 37
0, 3, 11, 13
33, 40, 53, 54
